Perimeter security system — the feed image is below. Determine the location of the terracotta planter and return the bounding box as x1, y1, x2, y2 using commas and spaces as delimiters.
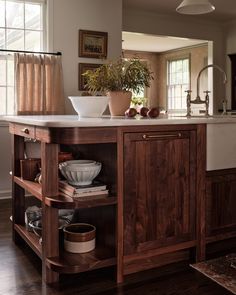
107, 91, 132, 116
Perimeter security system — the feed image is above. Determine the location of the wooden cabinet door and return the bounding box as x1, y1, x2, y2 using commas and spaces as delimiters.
123, 130, 196, 256
206, 170, 236, 239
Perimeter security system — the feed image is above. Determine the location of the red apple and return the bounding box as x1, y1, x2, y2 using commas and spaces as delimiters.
147, 107, 160, 118
139, 107, 149, 117
125, 108, 137, 118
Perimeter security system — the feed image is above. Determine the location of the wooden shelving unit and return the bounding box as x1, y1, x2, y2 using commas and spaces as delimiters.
10, 125, 118, 284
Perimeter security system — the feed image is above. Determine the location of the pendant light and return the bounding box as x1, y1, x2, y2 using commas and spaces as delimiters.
176, 0, 215, 15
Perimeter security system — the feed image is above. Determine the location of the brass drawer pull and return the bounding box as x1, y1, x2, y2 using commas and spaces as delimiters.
21, 128, 30, 134
142, 133, 182, 139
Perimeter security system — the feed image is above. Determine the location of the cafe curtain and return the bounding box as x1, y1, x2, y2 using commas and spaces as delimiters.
15, 53, 65, 115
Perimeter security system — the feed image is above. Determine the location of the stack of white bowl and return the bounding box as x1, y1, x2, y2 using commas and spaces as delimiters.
59, 160, 102, 186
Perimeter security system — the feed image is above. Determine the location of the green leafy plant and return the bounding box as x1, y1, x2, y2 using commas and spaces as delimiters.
82, 58, 153, 94
131, 96, 147, 107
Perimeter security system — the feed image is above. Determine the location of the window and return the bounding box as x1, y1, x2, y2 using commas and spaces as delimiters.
0, 0, 45, 116
167, 57, 190, 112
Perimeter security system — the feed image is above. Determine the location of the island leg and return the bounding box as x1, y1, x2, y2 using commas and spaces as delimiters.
11, 134, 25, 244
196, 124, 206, 261
41, 142, 59, 284
117, 129, 124, 283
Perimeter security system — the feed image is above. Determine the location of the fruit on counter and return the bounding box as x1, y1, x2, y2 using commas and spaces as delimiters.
139, 107, 149, 117
147, 107, 160, 118
125, 108, 137, 118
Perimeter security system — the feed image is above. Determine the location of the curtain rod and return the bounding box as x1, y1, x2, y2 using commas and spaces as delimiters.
0, 49, 62, 56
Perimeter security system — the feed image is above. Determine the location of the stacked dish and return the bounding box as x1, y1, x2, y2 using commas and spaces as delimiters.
59, 160, 102, 186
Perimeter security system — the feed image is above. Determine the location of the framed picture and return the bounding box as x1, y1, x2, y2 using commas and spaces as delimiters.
79, 30, 108, 59
78, 63, 102, 91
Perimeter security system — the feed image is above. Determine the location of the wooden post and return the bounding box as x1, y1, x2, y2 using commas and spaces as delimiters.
117, 129, 124, 283
12, 134, 25, 243
196, 124, 206, 261
41, 142, 59, 284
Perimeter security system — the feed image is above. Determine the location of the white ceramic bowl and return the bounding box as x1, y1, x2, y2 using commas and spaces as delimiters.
62, 160, 96, 167
59, 161, 102, 186
68, 96, 109, 118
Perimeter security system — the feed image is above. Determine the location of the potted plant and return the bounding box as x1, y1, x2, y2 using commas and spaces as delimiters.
83, 58, 153, 116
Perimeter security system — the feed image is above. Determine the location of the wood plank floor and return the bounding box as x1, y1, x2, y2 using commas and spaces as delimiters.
0, 199, 232, 295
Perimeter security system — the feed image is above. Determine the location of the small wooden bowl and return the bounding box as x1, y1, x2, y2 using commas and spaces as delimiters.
63, 223, 96, 253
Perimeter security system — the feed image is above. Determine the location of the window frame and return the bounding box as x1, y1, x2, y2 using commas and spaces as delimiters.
166, 55, 191, 114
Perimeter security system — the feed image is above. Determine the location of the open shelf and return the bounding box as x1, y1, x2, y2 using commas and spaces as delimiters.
46, 247, 116, 274
14, 177, 117, 209
14, 224, 42, 258
14, 176, 42, 201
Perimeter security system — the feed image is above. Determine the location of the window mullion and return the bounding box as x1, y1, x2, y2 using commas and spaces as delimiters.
23, 1, 25, 50
4, 0, 6, 49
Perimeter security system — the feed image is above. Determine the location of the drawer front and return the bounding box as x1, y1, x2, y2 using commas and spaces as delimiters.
9, 123, 36, 139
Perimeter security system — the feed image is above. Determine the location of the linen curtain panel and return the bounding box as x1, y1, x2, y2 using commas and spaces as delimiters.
15, 53, 65, 115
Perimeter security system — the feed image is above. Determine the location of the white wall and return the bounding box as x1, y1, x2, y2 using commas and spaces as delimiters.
51, 0, 123, 113
0, 124, 12, 198
123, 9, 226, 113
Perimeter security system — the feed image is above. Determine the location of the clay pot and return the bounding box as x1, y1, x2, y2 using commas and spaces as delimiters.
63, 223, 96, 253
107, 91, 132, 116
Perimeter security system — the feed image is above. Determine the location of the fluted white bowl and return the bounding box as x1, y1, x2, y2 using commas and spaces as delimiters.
59, 161, 102, 186
68, 96, 109, 118
62, 160, 96, 168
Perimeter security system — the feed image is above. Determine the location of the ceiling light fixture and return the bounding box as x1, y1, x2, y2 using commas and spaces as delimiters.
176, 0, 215, 15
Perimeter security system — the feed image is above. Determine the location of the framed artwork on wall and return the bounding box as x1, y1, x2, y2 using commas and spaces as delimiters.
78, 63, 102, 91
79, 30, 108, 59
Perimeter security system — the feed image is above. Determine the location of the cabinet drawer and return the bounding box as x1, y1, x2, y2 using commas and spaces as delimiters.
9, 123, 35, 139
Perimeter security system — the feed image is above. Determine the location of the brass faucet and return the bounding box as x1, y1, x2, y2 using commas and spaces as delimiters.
186, 64, 227, 117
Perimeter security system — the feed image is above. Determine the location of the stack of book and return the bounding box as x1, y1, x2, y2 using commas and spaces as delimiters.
59, 180, 109, 199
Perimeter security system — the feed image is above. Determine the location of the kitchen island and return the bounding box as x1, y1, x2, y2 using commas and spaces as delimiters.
5, 115, 236, 284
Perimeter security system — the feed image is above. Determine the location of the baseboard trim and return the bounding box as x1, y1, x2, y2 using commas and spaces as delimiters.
0, 190, 12, 200
0, 190, 34, 200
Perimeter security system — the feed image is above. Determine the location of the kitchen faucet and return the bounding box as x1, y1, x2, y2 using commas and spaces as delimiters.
186, 64, 227, 117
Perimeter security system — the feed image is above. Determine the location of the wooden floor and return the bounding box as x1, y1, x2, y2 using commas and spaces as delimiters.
0, 199, 232, 295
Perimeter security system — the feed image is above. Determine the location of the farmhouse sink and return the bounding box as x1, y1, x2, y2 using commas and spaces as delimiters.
207, 123, 236, 171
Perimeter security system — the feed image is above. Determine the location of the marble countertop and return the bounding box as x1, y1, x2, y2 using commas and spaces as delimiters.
4, 114, 236, 127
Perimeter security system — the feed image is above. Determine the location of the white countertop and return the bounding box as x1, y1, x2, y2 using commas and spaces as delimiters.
4, 114, 236, 127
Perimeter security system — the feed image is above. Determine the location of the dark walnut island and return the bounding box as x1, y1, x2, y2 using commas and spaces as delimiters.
5, 115, 236, 284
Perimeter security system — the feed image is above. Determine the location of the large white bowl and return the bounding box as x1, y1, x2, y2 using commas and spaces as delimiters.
59, 161, 102, 186
68, 96, 109, 118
